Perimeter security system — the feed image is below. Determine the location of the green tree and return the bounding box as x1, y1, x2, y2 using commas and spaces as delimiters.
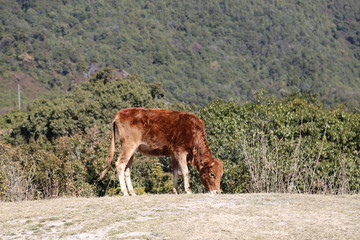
11, 69, 166, 142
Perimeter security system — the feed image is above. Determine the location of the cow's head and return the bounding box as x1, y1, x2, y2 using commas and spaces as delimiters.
199, 158, 223, 194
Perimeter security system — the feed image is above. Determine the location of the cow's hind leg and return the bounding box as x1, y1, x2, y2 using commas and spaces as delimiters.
124, 155, 136, 196
116, 144, 137, 196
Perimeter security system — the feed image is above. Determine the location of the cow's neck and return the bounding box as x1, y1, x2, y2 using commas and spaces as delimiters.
190, 131, 214, 171
193, 146, 213, 172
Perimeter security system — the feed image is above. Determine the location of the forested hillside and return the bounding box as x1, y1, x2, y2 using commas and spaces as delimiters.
1, 0, 359, 111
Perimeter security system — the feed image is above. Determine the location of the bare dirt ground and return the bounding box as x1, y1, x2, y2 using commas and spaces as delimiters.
1, 194, 359, 240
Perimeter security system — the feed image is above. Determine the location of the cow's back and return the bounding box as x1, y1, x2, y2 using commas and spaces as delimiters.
115, 108, 206, 155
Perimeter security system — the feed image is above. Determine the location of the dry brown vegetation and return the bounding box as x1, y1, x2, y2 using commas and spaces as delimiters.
1, 194, 359, 239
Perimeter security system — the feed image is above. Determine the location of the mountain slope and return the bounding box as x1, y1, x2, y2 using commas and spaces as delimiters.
0, 0, 359, 111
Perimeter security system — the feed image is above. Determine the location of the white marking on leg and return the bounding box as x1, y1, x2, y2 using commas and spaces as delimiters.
125, 156, 136, 196
183, 171, 192, 194
116, 160, 128, 196
125, 169, 136, 196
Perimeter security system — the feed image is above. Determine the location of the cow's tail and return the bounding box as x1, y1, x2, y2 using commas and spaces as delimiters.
98, 118, 117, 181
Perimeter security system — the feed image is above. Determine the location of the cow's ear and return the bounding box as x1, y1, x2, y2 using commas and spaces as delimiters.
202, 161, 215, 167
209, 161, 215, 167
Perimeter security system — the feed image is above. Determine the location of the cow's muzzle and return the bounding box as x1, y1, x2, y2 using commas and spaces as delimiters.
209, 190, 221, 194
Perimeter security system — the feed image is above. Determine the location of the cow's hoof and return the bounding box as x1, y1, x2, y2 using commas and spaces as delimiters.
173, 188, 179, 195
121, 191, 129, 196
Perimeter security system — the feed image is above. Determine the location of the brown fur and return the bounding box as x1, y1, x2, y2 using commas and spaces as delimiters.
98, 107, 223, 195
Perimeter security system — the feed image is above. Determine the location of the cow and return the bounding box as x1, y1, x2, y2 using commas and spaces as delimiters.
98, 107, 223, 195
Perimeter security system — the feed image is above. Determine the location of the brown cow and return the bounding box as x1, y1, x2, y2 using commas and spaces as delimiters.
98, 107, 223, 195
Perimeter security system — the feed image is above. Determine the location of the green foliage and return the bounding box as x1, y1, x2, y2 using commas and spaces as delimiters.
89, 67, 113, 84
1, 0, 360, 111
198, 94, 360, 194
0, 110, 27, 129
8, 70, 165, 142
0, 141, 61, 201
51, 129, 107, 197
143, 162, 173, 194
1, 127, 113, 200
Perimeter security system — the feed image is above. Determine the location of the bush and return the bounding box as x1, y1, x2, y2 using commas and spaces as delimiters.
0, 142, 61, 201
200, 94, 360, 194
12, 70, 166, 142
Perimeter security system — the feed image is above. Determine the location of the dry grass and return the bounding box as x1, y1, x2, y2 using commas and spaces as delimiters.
1, 194, 359, 239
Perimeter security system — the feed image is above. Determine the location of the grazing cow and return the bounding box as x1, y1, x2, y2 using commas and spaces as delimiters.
98, 107, 223, 195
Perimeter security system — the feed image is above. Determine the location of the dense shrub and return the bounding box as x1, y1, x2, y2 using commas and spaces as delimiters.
0, 142, 61, 201
199, 94, 360, 194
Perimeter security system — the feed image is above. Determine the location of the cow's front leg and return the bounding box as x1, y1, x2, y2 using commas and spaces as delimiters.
171, 156, 179, 194
176, 152, 192, 194
172, 169, 179, 194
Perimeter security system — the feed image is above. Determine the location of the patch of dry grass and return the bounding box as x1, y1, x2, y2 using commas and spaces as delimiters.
1, 194, 359, 239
